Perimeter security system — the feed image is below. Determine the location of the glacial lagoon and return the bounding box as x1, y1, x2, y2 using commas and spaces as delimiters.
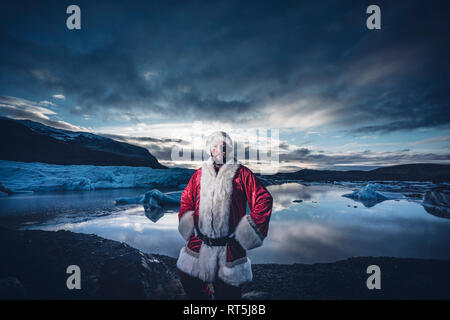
1, 182, 449, 264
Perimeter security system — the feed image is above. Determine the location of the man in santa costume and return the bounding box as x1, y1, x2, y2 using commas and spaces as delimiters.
176, 131, 273, 299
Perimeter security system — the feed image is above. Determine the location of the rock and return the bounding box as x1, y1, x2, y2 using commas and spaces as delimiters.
95, 251, 185, 299
1, 228, 450, 299
244, 257, 450, 299
0, 228, 185, 299
152, 252, 450, 299
242, 291, 270, 299
0, 277, 26, 299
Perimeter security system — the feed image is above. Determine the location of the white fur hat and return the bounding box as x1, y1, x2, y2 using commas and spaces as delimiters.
205, 131, 234, 154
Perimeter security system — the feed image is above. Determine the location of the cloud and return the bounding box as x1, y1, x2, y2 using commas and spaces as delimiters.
99, 126, 450, 170
278, 146, 450, 170
52, 94, 65, 100
0, 1, 447, 134
0, 95, 86, 132
99, 133, 188, 161
409, 135, 450, 146
39, 100, 56, 107
2, 90, 446, 170
143, 71, 158, 80
30, 69, 60, 83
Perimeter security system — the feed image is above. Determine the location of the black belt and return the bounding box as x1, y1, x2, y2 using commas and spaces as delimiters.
195, 228, 234, 246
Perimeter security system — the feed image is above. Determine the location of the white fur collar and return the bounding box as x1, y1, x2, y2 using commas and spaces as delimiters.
198, 156, 241, 238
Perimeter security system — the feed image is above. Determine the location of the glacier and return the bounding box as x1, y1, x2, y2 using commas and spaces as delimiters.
0, 160, 193, 193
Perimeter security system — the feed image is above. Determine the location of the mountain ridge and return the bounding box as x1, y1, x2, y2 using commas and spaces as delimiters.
0, 116, 166, 168
265, 163, 450, 183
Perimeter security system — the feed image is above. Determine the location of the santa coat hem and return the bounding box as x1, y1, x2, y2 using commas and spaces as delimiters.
176, 245, 253, 287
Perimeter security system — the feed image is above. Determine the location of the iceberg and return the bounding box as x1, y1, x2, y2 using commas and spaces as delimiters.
342, 183, 404, 207
423, 188, 450, 219
0, 160, 193, 192
115, 189, 181, 207
116, 189, 182, 223
0, 181, 12, 195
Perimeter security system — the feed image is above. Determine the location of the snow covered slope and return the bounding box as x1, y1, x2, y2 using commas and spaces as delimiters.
0, 116, 166, 168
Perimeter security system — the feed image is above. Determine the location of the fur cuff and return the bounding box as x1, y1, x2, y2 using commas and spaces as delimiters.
235, 215, 264, 250
178, 210, 194, 241
218, 257, 253, 287
176, 247, 200, 278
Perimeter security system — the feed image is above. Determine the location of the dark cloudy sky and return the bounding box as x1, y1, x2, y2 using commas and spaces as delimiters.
1, 0, 449, 171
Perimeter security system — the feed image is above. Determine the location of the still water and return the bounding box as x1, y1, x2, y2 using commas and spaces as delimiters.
1, 183, 449, 264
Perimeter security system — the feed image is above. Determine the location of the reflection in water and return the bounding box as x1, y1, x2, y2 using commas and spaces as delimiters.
145, 206, 165, 223
422, 188, 450, 219
142, 190, 180, 222
341, 183, 404, 208
257, 183, 450, 263
23, 206, 186, 258
1, 183, 450, 264
114, 189, 182, 223
268, 183, 331, 212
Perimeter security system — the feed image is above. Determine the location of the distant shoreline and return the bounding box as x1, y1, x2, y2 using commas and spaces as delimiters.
262, 163, 450, 184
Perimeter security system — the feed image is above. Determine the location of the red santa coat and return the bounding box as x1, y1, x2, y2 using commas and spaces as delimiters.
176, 156, 273, 287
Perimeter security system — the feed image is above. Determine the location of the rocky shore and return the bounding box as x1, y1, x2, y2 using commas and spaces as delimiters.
1, 228, 449, 299
0, 227, 185, 299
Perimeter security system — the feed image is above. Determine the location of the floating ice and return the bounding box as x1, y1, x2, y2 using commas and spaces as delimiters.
116, 189, 182, 223
423, 188, 450, 219
342, 183, 405, 207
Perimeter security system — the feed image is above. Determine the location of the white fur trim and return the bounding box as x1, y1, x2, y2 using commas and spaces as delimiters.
177, 243, 253, 287
198, 156, 240, 238
235, 215, 264, 250
176, 247, 200, 278
218, 257, 253, 287
197, 243, 225, 283
178, 210, 194, 241
177, 155, 256, 287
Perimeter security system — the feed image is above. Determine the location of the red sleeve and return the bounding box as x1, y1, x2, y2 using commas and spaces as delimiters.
178, 170, 198, 220
178, 170, 199, 241
242, 167, 273, 237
